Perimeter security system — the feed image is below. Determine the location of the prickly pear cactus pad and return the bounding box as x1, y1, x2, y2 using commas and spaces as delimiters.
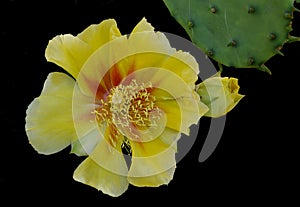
163, 0, 300, 74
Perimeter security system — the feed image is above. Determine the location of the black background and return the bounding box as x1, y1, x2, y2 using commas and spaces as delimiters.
0, 0, 299, 205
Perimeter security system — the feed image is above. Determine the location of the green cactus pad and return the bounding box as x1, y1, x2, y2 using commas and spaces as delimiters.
163, 0, 300, 74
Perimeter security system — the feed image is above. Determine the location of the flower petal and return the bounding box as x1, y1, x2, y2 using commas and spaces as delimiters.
70, 126, 102, 156
130, 20, 199, 88
109, 31, 177, 87
121, 68, 208, 134
45, 19, 121, 79
160, 50, 199, 89
70, 139, 88, 156
73, 125, 129, 197
128, 131, 177, 187
25, 72, 76, 155
128, 30, 175, 57
77, 19, 122, 50
76, 35, 128, 97
131, 17, 154, 33
45, 34, 92, 79
116, 50, 199, 91
73, 157, 128, 197
76, 29, 174, 97
71, 83, 101, 156
76, 21, 193, 97
197, 74, 244, 118
155, 91, 208, 135
128, 166, 176, 187
160, 127, 181, 152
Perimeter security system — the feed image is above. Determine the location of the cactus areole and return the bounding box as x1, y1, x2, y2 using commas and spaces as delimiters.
163, 0, 300, 74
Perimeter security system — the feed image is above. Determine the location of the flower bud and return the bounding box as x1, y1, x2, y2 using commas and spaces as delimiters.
197, 74, 244, 118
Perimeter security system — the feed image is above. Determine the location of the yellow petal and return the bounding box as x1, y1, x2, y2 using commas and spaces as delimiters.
131, 17, 154, 33
130, 20, 199, 88
73, 125, 128, 197
128, 30, 175, 57
25, 72, 76, 155
45, 19, 121, 79
70, 127, 102, 156
76, 21, 197, 97
121, 68, 208, 134
71, 84, 101, 156
45, 34, 92, 79
128, 130, 177, 187
77, 19, 122, 50
76, 29, 174, 96
71, 139, 88, 156
117, 50, 199, 90
159, 127, 181, 152
73, 157, 128, 197
89, 125, 128, 176
101, 31, 176, 88
160, 50, 199, 89
155, 92, 208, 135
197, 74, 244, 118
110, 28, 176, 85
76, 35, 128, 97
128, 166, 176, 187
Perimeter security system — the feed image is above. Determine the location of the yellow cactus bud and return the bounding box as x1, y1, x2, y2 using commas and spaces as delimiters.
197, 73, 244, 118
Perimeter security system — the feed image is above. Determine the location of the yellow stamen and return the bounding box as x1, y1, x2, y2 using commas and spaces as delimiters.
92, 79, 160, 146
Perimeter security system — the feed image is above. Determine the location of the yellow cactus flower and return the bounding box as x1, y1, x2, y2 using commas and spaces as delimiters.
197, 73, 244, 118
25, 18, 209, 197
